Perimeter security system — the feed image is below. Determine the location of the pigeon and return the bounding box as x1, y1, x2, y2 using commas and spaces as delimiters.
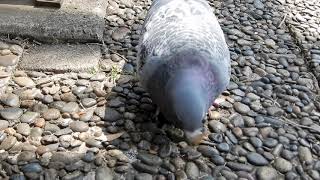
137, 0, 231, 145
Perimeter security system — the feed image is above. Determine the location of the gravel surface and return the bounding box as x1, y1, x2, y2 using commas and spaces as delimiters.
0, 0, 320, 179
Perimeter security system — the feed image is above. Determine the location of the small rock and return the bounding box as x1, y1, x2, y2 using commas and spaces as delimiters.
112, 27, 130, 41
175, 170, 188, 180
256, 166, 278, 180
265, 39, 276, 48
0, 136, 17, 150
61, 102, 79, 113
0, 107, 23, 120
20, 112, 39, 124
44, 123, 60, 133
16, 123, 31, 136
0, 120, 9, 130
230, 114, 244, 127
34, 118, 46, 127
197, 145, 219, 157
81, 98, 97, 108
226, 162, 253, 172
42, 109, 60, 120
254, 0, 264, 9
123, 63, 134, 74
62, 171, 83, 180
247, 152, 269, 166
137, 153, 163, 166
267, 106, 284, 116
242, 127, 259, 137
132, 161, 159, 174
82, 151, 95, 162
10, 174, 27, 180
211, 155, 225, 165
95, 107, 122, 122
298, 146, 313, 164
79, 109, 94, 122
308, 170, 320, 180
209, 111, 221, 120
108, 98, 125, 108
50, 152, 83, 164
263, 138, 278, 148
21, 163, 42, 173
1, 93, 20, 107
208, 121, 226, 133
217, 143, 230, 152
85, 138, 103, 148
36, 146, 50, 155
250, 137, 263, 148
70, 121, 89, 132
135, 173, 153, 180
30, 127, 43, 137
185, 162, 199, 179
41, 135, 58, 145
60, 93, 77, 102
234, 102, 250, 114
13, 77, 35, 87
273, 158, 292, 173
17, 151, 36, 162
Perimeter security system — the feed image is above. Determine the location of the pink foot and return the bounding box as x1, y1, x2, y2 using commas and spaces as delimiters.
212, 101, 219, 108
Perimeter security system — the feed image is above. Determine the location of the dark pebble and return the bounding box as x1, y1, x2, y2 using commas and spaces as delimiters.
209, 133, 223, 143
10, 174, 26, 180
137, 153, 163, 166
135, 173, 153, 180
263, 138, 278, 148
246, 152, 269, 166
132, 161, 159, 174
197, 145, 219, 157
226, 162, 253, 172
211, 155, 225, 165
226, 131, 238, 144
82, 151, 95, 162
21, 163, 43, 173
250, 137, 263, 148
217, 143, 230, 152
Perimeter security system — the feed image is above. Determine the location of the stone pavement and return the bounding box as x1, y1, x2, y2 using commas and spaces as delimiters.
0, 0, 320, 179
18, 44, 101, 72
0, 0, 107, 42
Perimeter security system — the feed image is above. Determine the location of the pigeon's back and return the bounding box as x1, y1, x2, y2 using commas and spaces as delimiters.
138, 0, 230, 93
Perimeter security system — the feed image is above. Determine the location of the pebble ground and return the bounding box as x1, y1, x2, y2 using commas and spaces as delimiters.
1, 0, 320, 179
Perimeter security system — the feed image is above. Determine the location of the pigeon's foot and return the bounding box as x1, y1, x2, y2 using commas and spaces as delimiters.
212, 96, 228, 108
185, 128, 209, 145
212, 101, 219, 109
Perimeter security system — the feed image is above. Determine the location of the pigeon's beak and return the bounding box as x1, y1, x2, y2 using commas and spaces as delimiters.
184, 128, 209, 145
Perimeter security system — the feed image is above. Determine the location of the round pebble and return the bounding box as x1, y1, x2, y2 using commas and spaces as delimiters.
70, 121, 89, 132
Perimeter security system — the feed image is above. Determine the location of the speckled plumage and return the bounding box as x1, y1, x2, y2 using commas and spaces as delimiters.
137, 0, 230, 133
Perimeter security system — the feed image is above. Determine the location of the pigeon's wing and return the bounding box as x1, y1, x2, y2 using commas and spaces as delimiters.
138, 0, 228, 63
137, 0, 230, 91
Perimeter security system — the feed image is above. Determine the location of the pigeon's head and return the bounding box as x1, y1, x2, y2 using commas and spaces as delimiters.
165, 67, 211, 144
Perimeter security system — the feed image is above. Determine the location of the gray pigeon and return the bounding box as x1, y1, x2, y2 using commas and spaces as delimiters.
137, 0, 231, 144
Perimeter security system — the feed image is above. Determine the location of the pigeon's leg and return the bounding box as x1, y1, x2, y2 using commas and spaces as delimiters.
185, 128, 209, 145
151, 107, 161, 121
212, 95, 227, 108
